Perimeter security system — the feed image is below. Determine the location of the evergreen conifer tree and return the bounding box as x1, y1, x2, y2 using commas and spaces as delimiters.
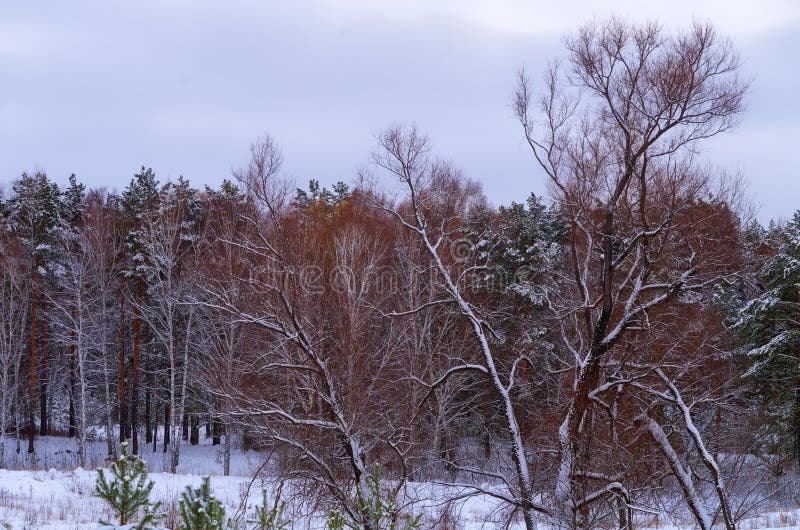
179, 476, 226, 530
61, 173, 86, 226
356, 465, 421, 530
324, 466, 421, 530
733, 211, 800, 461
247, 489, 289, 530
95, 442, 162, 528
5, 170, 65, 450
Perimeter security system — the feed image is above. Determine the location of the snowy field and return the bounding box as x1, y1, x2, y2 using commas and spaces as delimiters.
0, 435, 515, 530
0, 435, 799, 529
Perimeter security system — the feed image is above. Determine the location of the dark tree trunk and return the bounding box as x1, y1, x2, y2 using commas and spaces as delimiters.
39, 379, 47, 436
26, 402, 34, 454
145, 389, 152, 444
617, 496, 630, 530
212, 420, 221, 446
190, 416, 199, 446
182, 412, 189, 441
163, 402, 170, 453
68, 400, 75, 438
152, 401, 158, 453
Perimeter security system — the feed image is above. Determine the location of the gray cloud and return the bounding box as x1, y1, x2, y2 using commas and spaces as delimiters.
0, 1, 797, 221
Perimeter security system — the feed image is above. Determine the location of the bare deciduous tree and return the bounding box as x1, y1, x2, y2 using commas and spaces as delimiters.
513, 19, 747, 529
201, 137, 418, 529
370, 125, 549, 530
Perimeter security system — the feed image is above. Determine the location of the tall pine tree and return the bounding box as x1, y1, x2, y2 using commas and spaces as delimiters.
119, 167, 160, 452
734, 212, 800, 463
5, 171, 64, 451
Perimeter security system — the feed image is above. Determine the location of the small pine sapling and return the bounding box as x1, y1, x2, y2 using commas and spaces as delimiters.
356, 465, 421, 530
179, 476, 226, 530
248, 489, 290, 530
94, 441, 163, 529
326, 510, 347, 530
327, 465, 421, 530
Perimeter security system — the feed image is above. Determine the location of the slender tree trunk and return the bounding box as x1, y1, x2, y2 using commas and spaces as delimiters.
163, 401, 170, 453
131, 281, 141, 454
67, 395, 75, 438
482, 424, 491, 459
166, 321, 175, 460
223, 424, 231, 477
617, 496, 630, 530
212, 420, 221, 446
76, 345, 87, 468
118, 291, 126, 443
152, 399, 158, 453
15, 393, 21, 457
46, 374, 54, 435
0, 374, 7, 468
662, 371, 737, 530
645, 415, 711, 530
171, 321, 190, 473
190, 415, 199, 446
68, 332, 76, 438
27, 278, 35, 454
145, 388, 152, 444
101, 340, 116, 458
182, 412, 189, 441
38, 308, 47, 437
414, 225, 540, 530
72, 297, 87, 469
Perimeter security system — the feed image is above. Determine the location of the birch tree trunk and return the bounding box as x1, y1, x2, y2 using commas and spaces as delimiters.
0, 373, 8, 469
223, 423, 231, 477
118, 291, 126, 444
28, 267, 36, 455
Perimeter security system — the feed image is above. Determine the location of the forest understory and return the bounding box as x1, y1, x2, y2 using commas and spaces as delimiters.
0, 433, 798, 530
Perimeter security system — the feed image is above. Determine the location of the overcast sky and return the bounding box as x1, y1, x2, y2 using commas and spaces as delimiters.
1, 1, 798, 221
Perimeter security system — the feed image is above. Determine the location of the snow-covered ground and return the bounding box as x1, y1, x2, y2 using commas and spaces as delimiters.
0, 430, 262, 476
0, 435, 515, 529
0, 434, 262, 529
0, 435, 799, 529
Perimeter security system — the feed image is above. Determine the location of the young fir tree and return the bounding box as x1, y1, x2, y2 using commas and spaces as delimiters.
326, 465, 421, 530
179, 476, 226, 530
356, 465, 421, 530
95, 442, 162, 528
326, 511, 347, 530
247, 489, 290, 530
